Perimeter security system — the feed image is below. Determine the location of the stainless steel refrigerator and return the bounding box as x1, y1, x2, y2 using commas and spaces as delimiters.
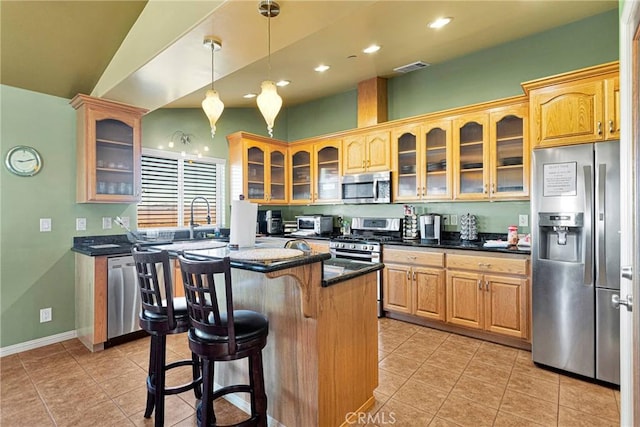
531, 141, 620, 385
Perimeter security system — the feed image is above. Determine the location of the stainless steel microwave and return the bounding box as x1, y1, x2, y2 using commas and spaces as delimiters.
341, 171, 391, 204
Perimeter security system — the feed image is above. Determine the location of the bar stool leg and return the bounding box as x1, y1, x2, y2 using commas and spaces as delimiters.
191, 352, 202, 399
144, 335, 157, 418
154, 335, 167, 427
200, 359, 215, 427
250, 352, 268, 427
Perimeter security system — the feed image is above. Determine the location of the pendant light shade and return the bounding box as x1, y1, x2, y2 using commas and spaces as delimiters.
202, 36, 224, 138
257, 1, 281, 137
202, 89, 224, 138
257, 80, 282, 138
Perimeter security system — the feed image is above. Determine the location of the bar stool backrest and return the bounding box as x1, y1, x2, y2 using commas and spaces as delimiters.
131, 244, 177, 330
178, 255, 237, 353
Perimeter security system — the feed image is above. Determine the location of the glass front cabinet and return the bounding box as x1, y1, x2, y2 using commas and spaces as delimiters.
71, 94, 147, 203
393, 120, 452, 201
453, 102, 528, 200
227, 132, 288, 204
289, 140, 341, 204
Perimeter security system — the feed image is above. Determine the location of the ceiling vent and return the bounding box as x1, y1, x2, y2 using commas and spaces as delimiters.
393, 61, 430, 73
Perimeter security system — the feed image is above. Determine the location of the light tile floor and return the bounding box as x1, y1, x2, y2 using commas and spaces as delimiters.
0, 318, 620, 426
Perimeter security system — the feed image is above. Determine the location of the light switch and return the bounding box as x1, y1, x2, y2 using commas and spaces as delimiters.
76, 217, 87, 231
40, 218, 52, 232
120, 216, 130, 228
519, 214, 529, 227
450, 214, 458, 226
102, 217, 112, 229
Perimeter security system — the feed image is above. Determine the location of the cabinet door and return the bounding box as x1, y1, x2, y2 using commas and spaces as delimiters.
268, 147, 287, 203
393, 125, 421, 201
489, 104, 529, 199
366, 131, 391, 172
483, 274, 528, 339
290, 146, 313, 204
246, 143, 268, 203
315, 141, 341, 202
453, 114, 490, 200
605, 76, 620, 140
423, 119, 452, 200
343, 135, 366, 174
446, 270, 483, 329
383, 263, 412, 314
530, 80, 604, 147
413, 267, 445, 321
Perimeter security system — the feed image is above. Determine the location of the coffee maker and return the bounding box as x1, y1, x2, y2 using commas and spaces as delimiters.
419, 214, 442, 244
257, 210, 283, 235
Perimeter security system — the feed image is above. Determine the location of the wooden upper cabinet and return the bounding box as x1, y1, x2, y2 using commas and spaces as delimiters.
488, 102, 529, 199
227, 132, 288, 204
393, 119, 452, 201
343, 130, 390, 174
605, 76, 620, 140
71, 94, 147, 203
453, 113, 490, 200
289, 140, 341, 204
522, 61, 619, 148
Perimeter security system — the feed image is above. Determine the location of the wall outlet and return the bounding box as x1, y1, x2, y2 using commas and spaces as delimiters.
40, 307, 52, 323
39, 218, 52, 232
102, 217, 112, 229
442, 214, 450, 225
76, 217, 87, 231
519, 214, 529, 227
450, 214, 458, 226
120, 216, 130, 228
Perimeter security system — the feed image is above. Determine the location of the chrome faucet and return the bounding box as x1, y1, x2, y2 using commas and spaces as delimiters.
189, 196, 211, 239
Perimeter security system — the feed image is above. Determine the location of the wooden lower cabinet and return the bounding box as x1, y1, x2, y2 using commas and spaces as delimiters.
446, 253, 529, 340
383, 247, 445, 320
384, 248, 530, 343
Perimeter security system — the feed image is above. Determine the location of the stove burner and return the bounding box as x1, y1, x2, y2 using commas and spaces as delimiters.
334, 234, 403, 243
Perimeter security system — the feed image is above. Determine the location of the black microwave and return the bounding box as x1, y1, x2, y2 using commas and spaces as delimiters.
341, 171, 391, 204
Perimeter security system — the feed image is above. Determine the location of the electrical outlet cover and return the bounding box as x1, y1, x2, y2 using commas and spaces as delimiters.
40, 308, 52, 323
442, 214, 450, 225
450, 214, 458, 226
121, 216, 130, 228
76, 217, 87, 231
39, 218, 52, 232
519, 214, 529, 227
102, 217, 112, 229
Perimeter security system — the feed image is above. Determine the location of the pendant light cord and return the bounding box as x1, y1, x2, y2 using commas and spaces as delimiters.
267, 0, 272, 79
211, 44, 215, 90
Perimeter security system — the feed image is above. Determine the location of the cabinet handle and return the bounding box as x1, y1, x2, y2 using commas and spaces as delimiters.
485, 281, 490, 291
367, 159, 370, 167
413, 271, 416, 280
407, 271, 411, 280
362, 160, 365, 169
478, 262, 492, 268
491, 183, 495, 194
483, 184, 488, 194
478, 279, 483, 289
609, 120, 614, 133
422, 186, 426, 196
597, 121, 602, 135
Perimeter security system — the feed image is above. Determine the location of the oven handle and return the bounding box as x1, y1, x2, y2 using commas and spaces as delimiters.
330, 250, 376, 261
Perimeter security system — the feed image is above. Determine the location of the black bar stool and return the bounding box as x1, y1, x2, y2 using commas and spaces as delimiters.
132, 245, 203, 427
178, 255, 269, 427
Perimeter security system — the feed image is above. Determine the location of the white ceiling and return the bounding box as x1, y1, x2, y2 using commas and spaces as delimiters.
1, 1, 617, 112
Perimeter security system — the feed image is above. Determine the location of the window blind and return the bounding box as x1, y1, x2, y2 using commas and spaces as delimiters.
138, 152, 223, 229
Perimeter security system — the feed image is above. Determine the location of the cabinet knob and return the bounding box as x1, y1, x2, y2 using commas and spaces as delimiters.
491, 183, 495, 194
422, 186, 426, 197
412, 271, 416, 280
597, 121, 602, 135
478, 279, 483, 289
483, 184, 488, 194
609, 120, 614, 133
485, 281, 490, 291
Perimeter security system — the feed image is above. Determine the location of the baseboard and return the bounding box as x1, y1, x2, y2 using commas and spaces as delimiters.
0, 330, 77, 358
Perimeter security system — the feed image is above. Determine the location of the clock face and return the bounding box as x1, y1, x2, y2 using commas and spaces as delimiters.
5, 146, 42, 176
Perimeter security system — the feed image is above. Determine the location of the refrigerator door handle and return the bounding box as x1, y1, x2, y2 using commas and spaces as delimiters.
596, 163, 606, 286
583, 165, 593, 285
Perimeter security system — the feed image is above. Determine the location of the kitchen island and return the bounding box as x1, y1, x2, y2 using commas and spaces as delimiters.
184, 246, 381, 427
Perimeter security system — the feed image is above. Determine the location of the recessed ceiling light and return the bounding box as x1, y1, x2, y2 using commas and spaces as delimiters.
314, 64, 330, 72
276, 80, 290, 87
428, 17, 452, 29
363, 45, 381, 54
243, 93, 257, 99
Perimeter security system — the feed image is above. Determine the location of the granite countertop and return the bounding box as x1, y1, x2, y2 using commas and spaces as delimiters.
322, 258, 384, 287
385, 239, 531, 255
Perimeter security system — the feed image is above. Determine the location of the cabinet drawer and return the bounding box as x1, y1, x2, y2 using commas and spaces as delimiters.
447, 253, 528, 275
384, 248, 444, 267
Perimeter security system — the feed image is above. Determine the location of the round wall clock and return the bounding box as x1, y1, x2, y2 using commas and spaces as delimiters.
5, 145, 43, 176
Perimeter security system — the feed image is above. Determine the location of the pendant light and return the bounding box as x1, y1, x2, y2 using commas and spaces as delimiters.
257, 0, 282, 138
202, 36, 224, 138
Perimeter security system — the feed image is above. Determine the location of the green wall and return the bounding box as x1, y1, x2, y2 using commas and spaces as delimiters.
0, 9, 619, 349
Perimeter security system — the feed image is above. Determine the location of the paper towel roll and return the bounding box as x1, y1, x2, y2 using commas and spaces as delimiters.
229, 200, 258, 248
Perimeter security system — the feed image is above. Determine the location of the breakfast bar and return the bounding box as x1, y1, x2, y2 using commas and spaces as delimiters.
184, 246, 381, 427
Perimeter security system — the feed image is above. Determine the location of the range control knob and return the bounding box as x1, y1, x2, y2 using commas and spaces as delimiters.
350, 244, 356, 249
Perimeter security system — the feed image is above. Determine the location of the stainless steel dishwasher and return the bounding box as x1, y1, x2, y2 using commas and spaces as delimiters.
107, 255, 141, 339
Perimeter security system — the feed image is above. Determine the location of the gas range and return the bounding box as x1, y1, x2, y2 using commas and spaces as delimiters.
329, 217, 404, 258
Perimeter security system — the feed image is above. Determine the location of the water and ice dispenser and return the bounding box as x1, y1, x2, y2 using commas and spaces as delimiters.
537, 212, 584, 262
